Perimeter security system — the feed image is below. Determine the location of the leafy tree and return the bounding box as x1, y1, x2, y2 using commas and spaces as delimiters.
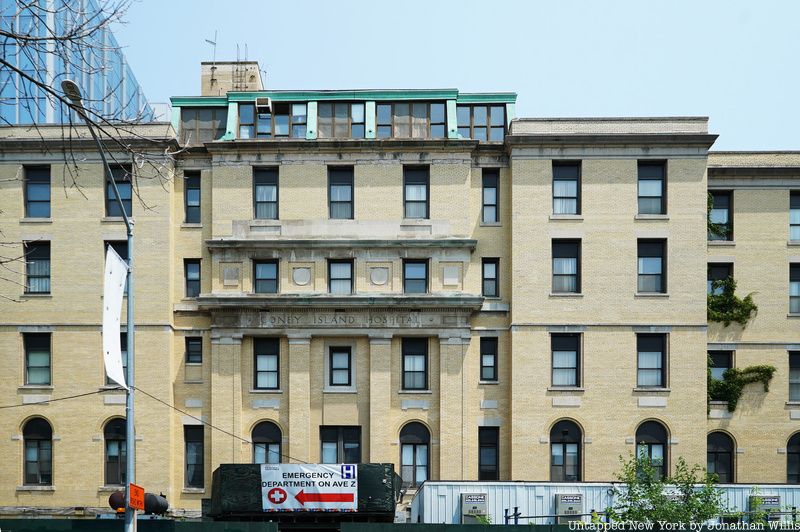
608, 453, 723, 523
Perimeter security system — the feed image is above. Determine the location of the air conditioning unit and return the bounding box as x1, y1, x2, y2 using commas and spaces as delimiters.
555, 493, 583, 524
460, 493, 488, 524
255, 97, 271, 113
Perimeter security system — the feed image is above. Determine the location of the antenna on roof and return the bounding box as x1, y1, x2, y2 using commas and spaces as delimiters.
204, 30, 218, 65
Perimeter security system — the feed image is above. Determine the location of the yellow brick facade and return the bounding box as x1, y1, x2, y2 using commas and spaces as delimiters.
0, 111, 797, 517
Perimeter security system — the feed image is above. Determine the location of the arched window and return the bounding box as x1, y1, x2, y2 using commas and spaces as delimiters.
253, 421, 282, 464
400, 422, 430, 488
636, 420, 668, 479
550, 420, 581, 481
23, 417, 52, 485
707, 432, 734, 483
788, 433, 800, 483
104, 418, 126, 485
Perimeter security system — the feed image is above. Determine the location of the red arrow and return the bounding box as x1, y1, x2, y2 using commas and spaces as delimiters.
294, 490, 354, 506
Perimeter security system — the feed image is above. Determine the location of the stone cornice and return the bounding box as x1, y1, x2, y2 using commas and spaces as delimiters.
505, 133, 718, 148
205, 238, 477, 250
197, 294, 484, 311
202, 138, 480, 153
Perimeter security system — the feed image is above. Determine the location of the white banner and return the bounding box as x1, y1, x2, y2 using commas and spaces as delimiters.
102, 246, 128, 389
260, 464, 358, 512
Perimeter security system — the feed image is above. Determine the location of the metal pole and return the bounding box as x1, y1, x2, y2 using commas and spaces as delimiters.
78, 111, 136, 532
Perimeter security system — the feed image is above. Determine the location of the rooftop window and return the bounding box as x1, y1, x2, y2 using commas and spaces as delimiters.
376, 102, 446, 139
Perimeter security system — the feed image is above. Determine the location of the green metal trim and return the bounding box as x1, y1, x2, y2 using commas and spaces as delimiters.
456, 93, 517, 104
506, 102, 516, 128
365, 101, 376, 139
306, 101, 318, 140
170, 106, 181, 132
222, 102, 238, 141
170, 96, 228, 107
227, 89, 459, 102
446, 100, 458, 139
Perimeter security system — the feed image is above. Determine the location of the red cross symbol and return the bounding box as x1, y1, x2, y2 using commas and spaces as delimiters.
268, 487, 288, 505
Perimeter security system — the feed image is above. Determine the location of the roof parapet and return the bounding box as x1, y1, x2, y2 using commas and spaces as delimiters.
511, 117, 709, 136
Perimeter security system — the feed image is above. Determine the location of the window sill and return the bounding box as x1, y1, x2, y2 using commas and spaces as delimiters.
184, 380, 204, 385
549, 292, 583, 298
20, 293, 52, 299
789, 314, 800, 319
786, 401, 800, 406
18, 385, 54, 392
98, 485, 124, 493
479, 222, 502, 227
249, 389, 283, 394
181, 223, 203, 229
98, 385, 125, 392
101, 217, 131, 223
479, 380, 500, 386
789, 241, 800, 247
548, 387, 585, 393
634, 292, 669, 298
708, 240, 735, 247
633, 387, 671, 393
398, 390, 432, 395
323, 388, 358, 394
182, 488, 205, 494
19, 217, 53, 224
250, 219, 281, 226
400, 219, 431, 224
549, 214, 583, 221
634, 214, 669, 221
17, 485, 54, 492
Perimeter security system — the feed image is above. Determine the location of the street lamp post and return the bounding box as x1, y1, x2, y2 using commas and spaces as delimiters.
61, 80, 136, 532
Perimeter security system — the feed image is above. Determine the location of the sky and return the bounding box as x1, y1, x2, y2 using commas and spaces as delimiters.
114, 0, 800, 151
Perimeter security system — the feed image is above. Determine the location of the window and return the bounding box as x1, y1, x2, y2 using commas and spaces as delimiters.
478, 427, 499, 481
104, 418, 126, 485
24, 333, 50, 385
638, 161, 666, 215
329, 346, 352, 387
24, 241, 50, 294
186, 337, 202, 364
254, 260, 278, 294
375, 102, 445, 139
482, 258, 499, 297
253, 421, 282, 464
106, 166, 132, 218
318, 103, 365, 138
23, 417, 52, 485
105, 241, 129, 295
637, 334, 666, 388
184, 426, 204, 488
707, 263, 733, 295
709, 191, 733, 241
552, 240, 580, 293
707, 432, 734, 483
789, 433, 800, 483
792, 264, 800, 314
184, 259, 200, 298
24, 166, 50, 218
254, 338, 279, 390
709, 351, 732, 381
328, 260, 353, 295
402, 338, 428, 390
638, 239, 666, 293
480, 337, 498, 382
790, 353, 800, 402
403, 167, 429, 219
482, 169, 499, 223
253, 168, 278, 220
553, 162, 580, 215
403, 260, 428, 294
106, 333, 127, 386
329, 167, 354, 219
400, 422, 429, 488
180, 107, 227, 144
184, 172, 201, 223
552, 334, 580, 387
456, 105, 505, 141
636, 421, 668, 479
550, 420, 581, 482
238, 103, 305, 138
320, 426, 361, 464
791, 192, 800, 241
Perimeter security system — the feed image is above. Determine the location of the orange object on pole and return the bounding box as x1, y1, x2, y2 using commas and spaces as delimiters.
129, 483, 145, 511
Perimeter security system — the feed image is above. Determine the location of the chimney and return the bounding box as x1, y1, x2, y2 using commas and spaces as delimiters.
200, 61, 264, 96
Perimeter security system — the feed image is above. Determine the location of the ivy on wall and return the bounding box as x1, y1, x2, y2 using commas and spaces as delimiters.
707, 357, 776, 412
707, 278, 758, 326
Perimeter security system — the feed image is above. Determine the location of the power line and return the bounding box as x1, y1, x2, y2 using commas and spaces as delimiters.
0, 389, 109, 409
132, 385, 308, 464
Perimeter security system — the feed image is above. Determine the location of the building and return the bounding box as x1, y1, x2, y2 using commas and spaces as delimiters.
0, 0, 153, 124
0, 63, 799, 518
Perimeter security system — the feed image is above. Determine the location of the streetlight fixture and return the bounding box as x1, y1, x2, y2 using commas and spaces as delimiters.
61, 79, 137, 532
